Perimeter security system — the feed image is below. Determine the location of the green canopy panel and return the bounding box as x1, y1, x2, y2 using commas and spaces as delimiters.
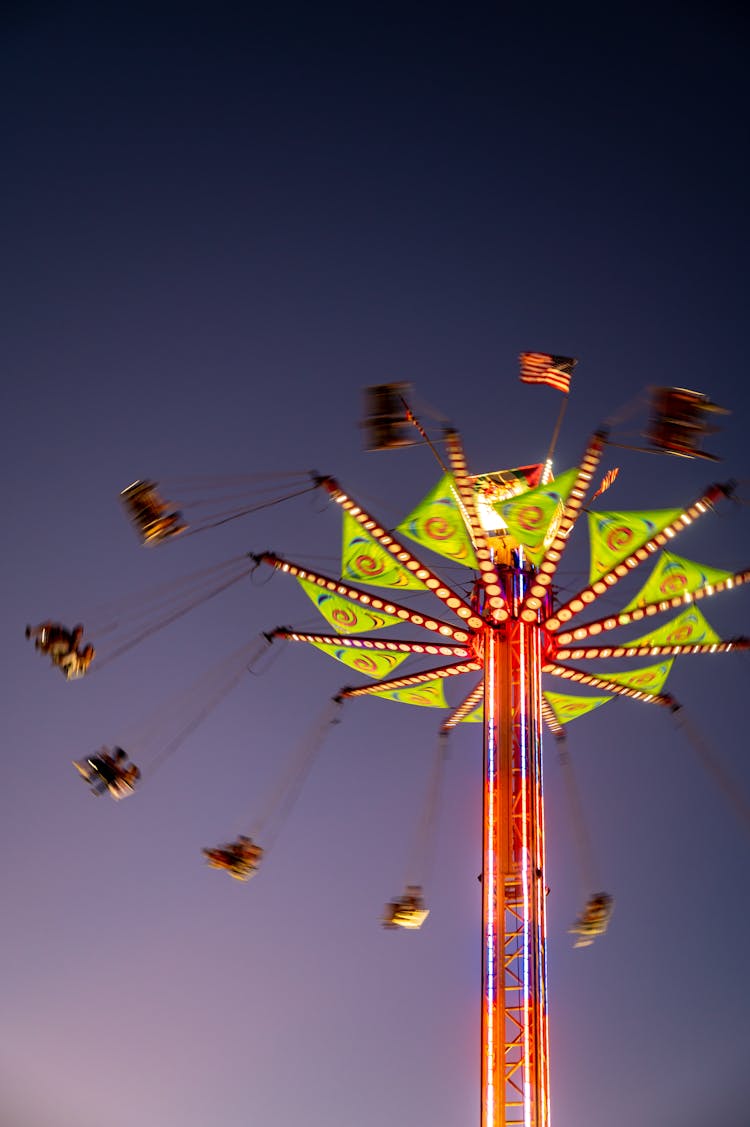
310, 641, 410, 679
298, 577, 401, 634
599, 658, 673, 693
342, 512, 427, 590
588, 508, 682, 583
624, 605, 720, 648
369, 678, 449, 708
622, 551, 733, 611
543, 690, 612, 725
496, 466, 580, 565
397, 474, 478, 568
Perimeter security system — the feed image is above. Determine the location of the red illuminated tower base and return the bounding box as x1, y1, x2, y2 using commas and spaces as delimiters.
481, 561, 549, 1127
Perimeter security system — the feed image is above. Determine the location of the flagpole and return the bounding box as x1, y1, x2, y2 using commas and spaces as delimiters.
541, 394, 569, 483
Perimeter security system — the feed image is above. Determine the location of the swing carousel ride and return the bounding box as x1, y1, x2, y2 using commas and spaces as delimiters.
26, 358, 750, 1127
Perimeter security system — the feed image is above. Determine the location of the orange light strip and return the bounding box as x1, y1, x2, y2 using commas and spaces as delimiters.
254, 552, 473, 643
553, 567, 750, 645
339, 659, 482, 699
271, 630, 472, 657
542, 661, 675, 706
444, 429, 508, 623
519, 430, 607, 623
317, 476, 484, 629
540, 698, 564, 739
553, 638, 750, 661
441, 679, 484, 730
545, 483, 731, 631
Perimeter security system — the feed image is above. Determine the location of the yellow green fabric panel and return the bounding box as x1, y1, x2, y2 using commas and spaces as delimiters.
309, 641, 410, 679
544, 691, 612, 725
496, 466, 579, 565
297, 577, 401, 634
342, 512, 427, 590
588, 508, 682, 582
623, 605, 720, 648
397, 475, 478, 568
369, 678, 449, 708
601, 659, 673, 693
622, 552, 733, 611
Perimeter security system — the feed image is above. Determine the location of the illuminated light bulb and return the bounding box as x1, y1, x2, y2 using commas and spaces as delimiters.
457, 607, 473, 619
520, 609, 536, 623
592, 582, 608, 594
405, 560, 419, 571
526, 596, 541, 609
425, 578, 440, 589
570, 599, 584, 613
547, 618, 561, 631
455, 631, 470, 642
384, 604, 396, 614
468, 616, 484, 629
612, 647, 625, 657
541, 559, 557, 571
439, 626, 453, 636
446, 597, 462, 608
558, 609, 573, 622
485, 584, 501, 596
477, 548, 491, 560
425, 620, 438, 631
416, 569, 430, 580
536, 574, 552, 586
436, 587, 451, 598
316, 577, 325, 587
626, 558, 639, 569
396, 551, 410, 562
479, 560, 495, 572
397, 610, 409, 619
364, 520, 375, 530
571, 649, 585, 660
614, 564, 629, 577
665, 528, 675, 538
581, 591, 596, 603
589, 623, 603, 635
371, 599, 383, 608
379, 534, 392, 544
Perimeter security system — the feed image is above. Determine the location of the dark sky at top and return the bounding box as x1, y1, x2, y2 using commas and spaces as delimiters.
2, 5, 749, 1127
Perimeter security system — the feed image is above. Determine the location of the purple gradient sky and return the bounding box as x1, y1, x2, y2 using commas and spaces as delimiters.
3, 6, 750, 1126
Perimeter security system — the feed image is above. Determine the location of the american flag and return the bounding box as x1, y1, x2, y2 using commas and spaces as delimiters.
591, 467, 620, 501
519, 352, 576, 394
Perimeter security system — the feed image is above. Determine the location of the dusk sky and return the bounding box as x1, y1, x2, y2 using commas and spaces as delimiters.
3, 5, 750, 1126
